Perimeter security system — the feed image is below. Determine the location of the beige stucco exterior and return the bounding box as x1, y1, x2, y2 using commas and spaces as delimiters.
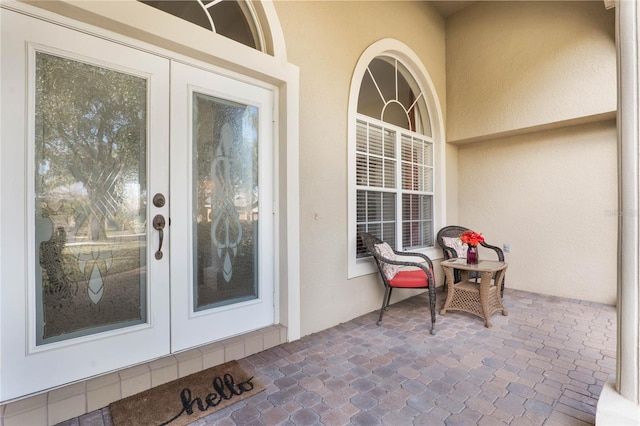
274, 1, 450, 336
457, 121, 617, 303
446, 1, 616, 143
447, 1, 617, 304
0, 0, 622, 423
274, 0, 617, 338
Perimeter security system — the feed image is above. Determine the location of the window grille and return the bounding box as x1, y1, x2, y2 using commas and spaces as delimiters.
357, 57, 431, 136
139, 0, 263, 51
356, 116, 433, 257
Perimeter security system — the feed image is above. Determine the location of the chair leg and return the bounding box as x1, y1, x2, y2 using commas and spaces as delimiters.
385, 288, 393, 310
501, 278, 505, 298
377, 287, 392, 326
428, 284, 436, 335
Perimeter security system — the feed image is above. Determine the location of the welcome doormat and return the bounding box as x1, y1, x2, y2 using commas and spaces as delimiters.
109, 360, 264, 426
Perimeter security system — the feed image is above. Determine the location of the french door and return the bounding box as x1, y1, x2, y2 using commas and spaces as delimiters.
169, 62, 274, 352
0, 9, 275, 401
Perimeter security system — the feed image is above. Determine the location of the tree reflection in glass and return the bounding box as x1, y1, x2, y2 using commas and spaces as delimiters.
34, 52, 147, 344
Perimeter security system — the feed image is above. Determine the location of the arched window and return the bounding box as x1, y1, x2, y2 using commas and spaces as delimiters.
349, 40, 444, 277
140, 0, 264, 51
358, 57, 431, 135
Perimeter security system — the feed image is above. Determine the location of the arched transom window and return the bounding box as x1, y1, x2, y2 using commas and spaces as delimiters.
355, 55, 435, 257
140, 0, 264, 51
358, 57, 432, 135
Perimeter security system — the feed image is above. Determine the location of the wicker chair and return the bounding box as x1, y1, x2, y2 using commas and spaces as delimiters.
436, 225, 506, 298
359, 232, 437, 335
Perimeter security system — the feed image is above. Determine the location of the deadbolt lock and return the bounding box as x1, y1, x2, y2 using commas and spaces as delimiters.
152, 193, 166, 208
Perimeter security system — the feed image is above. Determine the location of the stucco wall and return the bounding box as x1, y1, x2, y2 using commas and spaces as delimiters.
447, 1, 617, 304
446, 1, 616, 143
273, 1, 448, 335
458, 121, 617, 304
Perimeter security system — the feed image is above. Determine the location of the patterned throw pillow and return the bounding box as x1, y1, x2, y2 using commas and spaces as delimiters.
442, 237, 468, 258
374, 242, 399, 280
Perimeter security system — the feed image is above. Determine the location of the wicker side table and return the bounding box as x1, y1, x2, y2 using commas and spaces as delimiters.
440, 258, 508, 328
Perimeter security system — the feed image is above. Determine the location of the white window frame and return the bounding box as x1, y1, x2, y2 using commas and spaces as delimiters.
348, 39, 446, 279
356, 115, 435, 251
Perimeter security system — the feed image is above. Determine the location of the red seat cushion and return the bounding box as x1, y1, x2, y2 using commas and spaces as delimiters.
388, 269, 432, 288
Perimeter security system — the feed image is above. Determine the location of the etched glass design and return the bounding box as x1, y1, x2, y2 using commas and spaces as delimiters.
193, 93, 259, 311
35, 52, 148, 345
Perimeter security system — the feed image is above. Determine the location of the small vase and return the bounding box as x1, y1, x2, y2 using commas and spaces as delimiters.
467, 245, 478, 264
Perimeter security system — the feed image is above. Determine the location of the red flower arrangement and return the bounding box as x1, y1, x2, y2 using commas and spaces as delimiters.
460, 230, 484, 247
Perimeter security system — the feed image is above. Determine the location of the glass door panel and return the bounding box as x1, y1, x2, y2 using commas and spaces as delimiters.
170, 61, 274, 352
35, 52, 148, 345
193, 94, 259, 311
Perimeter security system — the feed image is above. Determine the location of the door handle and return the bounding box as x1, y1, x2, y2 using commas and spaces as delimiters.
153, 214, 166, 260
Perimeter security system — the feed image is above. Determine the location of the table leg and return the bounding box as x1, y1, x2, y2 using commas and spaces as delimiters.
479, 271, 493, 328
496, 269, 508, 316
440, 266, 454, 315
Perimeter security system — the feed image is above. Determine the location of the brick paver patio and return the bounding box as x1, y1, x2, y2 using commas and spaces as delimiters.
61, 288, 616, 425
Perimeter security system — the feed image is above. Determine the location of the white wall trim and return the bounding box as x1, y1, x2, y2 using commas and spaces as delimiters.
615, 0, 640, 403
596, 379, 640, 425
